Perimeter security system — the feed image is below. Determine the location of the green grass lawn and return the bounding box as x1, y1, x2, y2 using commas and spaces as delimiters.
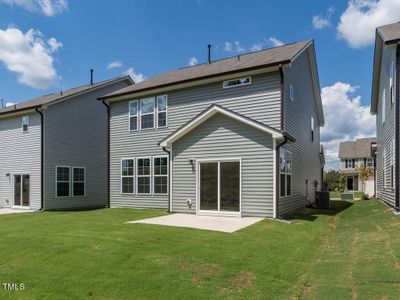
1, 200, 400, 299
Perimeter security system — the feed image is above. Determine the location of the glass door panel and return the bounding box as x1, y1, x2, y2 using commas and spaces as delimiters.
200, 163, 218, 211
14, 175, 21, 206
220, 162, 240, 212
22, 175, 30, 206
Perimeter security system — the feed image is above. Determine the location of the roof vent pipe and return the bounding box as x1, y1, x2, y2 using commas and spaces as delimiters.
208, 44, 211, 64
90, 69, 94, 85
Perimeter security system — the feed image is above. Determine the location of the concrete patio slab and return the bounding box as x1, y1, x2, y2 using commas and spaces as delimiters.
0, 208, 34, 215
127, 213, 264, 233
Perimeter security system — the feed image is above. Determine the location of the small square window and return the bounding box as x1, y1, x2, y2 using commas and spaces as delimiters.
22, 116, 29, 132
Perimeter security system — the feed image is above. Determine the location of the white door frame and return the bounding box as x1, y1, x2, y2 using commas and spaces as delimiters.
12, 173, 31, 209
196, 158, 242, 217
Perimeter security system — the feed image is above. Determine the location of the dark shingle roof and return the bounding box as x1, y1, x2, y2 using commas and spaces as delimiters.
0, 76, 132, 116
100, 40, 312, 99
338, 138, 377, 159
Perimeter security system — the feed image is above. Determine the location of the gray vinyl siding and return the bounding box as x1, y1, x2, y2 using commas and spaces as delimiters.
376, 45, 396, 207
109, 73, 281, 209
43, 81, 130, 210
280, 50, 322, 215
172, 113, 274, 217
0, 112, 41, 209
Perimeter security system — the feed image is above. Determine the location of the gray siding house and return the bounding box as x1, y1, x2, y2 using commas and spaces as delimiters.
371, 23, 399, 210
0, 77, 133, 211
100, 40, 324, 218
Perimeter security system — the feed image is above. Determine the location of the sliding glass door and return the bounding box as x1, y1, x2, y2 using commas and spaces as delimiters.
14, 174, 30, 207
199, 160, 240, 213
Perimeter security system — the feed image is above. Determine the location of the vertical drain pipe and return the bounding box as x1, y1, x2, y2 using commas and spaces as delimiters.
101, 100, 111, 208
35, 107, 44, 211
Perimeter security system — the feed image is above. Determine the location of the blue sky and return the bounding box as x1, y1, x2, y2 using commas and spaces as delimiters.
0, 0, 398, 169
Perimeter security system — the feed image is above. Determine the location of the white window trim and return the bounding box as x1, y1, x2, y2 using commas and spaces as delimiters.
128, 100, 138, 132
153, 156, 169, 195
366, 158, 374, 167
280, 149, 292, 198
121, 158, 135, 194
195, 158, 242, 216
222, 77, 251, 89
139, 98, 156, 131
22, 116, 29, 133
56, 165, 71, 198
289, 84, 294, 102
156, 95, 168, 129
72, 167, 86, 197
136, 157, 151, 195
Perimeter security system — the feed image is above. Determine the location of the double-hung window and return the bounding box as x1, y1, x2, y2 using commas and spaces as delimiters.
129, 100, 138, 131
153, 156, 168, 194
157, 95, 168, 128
366, 158, 374, 167
140, 98, 155, 129
56, 166, 70, 197
310, 116, 314, 142
121, 159, 134, 194
137, 158, 151, 194
280, 149, 292, 197
22, 116, 29, 132
73, 167, 85, 196
345, 159, 355, 169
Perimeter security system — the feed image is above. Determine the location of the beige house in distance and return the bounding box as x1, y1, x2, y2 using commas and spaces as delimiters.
338, 138, 377, 196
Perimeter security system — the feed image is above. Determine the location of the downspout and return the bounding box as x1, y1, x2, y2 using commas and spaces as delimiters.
35, 107, 44, 211
101, 100, 111, 208
279, 64, 285, 131
395, 44, 400, 211
162, 146, 171, 212
274, 64, 287, 218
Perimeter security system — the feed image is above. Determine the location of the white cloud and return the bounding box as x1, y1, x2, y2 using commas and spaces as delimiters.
251, 42, 263, 52
268, 37, 284, 47
1, 0, 68, 16
107, 60, 123, 69
224, 41, 232, 52
0, 26, 61, 89
223, 41, 245, 53
337, 0, 400, 48
312, 7, 334, 29
321, 82, 376, 170
188, 57, 198, 66
123, 67, 145, 83
47, 37, 62, 52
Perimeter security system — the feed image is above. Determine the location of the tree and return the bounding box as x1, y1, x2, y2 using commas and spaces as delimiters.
339, 172, 346, 192
323, 170, 340, 191
356, 164, 373, 193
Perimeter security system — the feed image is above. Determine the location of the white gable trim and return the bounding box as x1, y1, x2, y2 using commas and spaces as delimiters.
159, 105, 283, 148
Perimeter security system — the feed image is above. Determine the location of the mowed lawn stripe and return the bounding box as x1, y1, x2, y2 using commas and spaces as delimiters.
0, 200, 398, 299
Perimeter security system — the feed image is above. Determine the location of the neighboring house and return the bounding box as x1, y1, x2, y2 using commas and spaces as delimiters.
371, 22, 400, 210
338, 138, 377, 196
0, 77, 133, 211
99, 40, 325, 218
